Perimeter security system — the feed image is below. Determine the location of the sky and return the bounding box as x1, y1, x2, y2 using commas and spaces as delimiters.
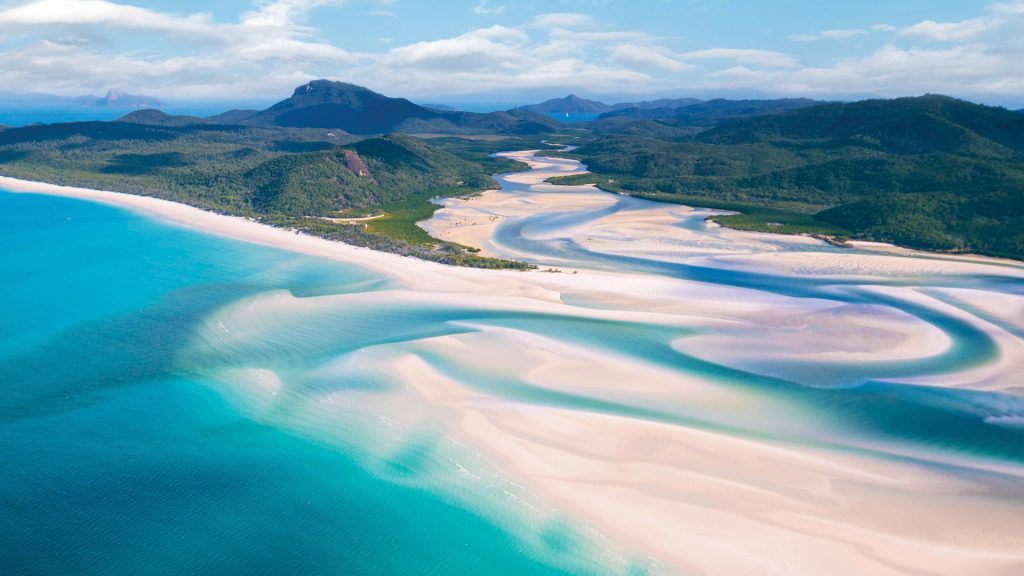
0, 0, 1021, 107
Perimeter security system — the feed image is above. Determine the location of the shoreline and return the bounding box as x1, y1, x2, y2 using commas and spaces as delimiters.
0, 175, 521, 288
427, 153, 1024, 273
527, 153, 1024, 268
6, 170, 1024, 575
4, 167, 1019, 273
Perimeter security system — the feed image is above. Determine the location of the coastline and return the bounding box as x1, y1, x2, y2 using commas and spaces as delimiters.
426, 152, 1024, 273
6, 172, 1024, 575
0, 175, 505, 288
532, 155, 1024, 267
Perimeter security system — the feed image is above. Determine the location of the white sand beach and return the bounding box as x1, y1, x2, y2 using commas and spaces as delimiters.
4, 157, 1023, 576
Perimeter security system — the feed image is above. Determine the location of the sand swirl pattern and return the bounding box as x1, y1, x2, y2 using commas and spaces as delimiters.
4, 151, 1023, 574
184, 151, 1024, 574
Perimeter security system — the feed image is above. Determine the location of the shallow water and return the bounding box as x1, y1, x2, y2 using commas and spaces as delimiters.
0, 192, 634, 575
3, 151, 1024, 574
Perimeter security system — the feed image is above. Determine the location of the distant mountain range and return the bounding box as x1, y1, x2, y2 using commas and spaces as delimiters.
0, 88, 162, 108
514, 94, 822, 124
610, 97, 704, 111
515, 95, 613, 115
562, 94, 1024, 258
0, 91, 72, 105
694, 94, 1024, 153
600, 98, 824, 126
121, 80, 562, 135
516, 95, 714, 116
3, 79, 1022, 260
77, 89, 162, 108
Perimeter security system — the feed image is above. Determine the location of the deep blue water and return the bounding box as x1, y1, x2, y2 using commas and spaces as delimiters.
0, 104, 272, 127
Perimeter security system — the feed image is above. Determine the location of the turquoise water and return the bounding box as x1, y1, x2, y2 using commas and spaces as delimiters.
477, 160, 1024, 465
0, 192, 630, 576
4, 162, 1024, 575
0, 104, 273, 127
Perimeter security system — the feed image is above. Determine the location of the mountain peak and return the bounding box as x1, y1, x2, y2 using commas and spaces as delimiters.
518, 94, 612, 114
206, 79, 561, 136
78, 89, 162, 108
293, 79, 371, 97
258, 80, 438, 133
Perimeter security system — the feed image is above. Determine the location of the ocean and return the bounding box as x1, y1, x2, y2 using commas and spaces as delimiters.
3, 150, 1024, 574
0, 191, 633, 575
0, 104, 272, 127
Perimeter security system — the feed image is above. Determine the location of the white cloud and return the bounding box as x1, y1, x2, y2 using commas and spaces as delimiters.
681, 48, 798, 68
610, 44, 693, 72
531, 13, 593, 28
701, 42, 1024, 98
381, 25, 526, 69
694, 1, 1024, 99
1, 0, 1024, 103
991, 0, 1024, 15
241, 0, 342, 27
0, 0, 362, 98
900, 18, 998, 41
473, 1, 505, 16
0, 0, 216, 35
790, 28, 868, 42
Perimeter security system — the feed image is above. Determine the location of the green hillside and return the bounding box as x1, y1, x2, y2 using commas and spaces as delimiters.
208, 80, 562, 136
4, 86, 1022, 262
558, 95, 1024, 259
0, 119, 533, 268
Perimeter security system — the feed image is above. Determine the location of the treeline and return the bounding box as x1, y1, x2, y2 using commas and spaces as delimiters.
562, 95, 1024, 259
0, 119, 538, 268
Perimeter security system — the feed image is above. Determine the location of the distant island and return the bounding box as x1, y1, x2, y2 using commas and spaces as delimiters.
514, 94, 821, 123
0, 88, 163, 108
77, 89, 163, 108
1, 80, 1021, 261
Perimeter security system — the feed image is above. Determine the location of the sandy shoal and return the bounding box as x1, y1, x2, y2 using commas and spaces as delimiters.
6, 172, 1024, 576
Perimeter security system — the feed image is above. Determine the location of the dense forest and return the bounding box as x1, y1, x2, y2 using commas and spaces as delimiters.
206, 80, 563, 136
556, 95, 1024, 259
0, 116, 535, 268
2, 82, 1022, 262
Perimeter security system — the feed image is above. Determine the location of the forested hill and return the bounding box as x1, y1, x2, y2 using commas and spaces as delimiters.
246, 134, 496, 215
220, 80, 437, 133
697, 95, 1024, 154
516, 95, 612, 115
0, 79, 562, 269
559, 95, 1024, 259
598, 98, 821, 126
3, 83, 1022, 262
0, 117, 533, 268
206, 80, 562, 135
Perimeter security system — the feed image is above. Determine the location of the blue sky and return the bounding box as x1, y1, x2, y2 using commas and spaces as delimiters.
0, 0, 1019, 106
